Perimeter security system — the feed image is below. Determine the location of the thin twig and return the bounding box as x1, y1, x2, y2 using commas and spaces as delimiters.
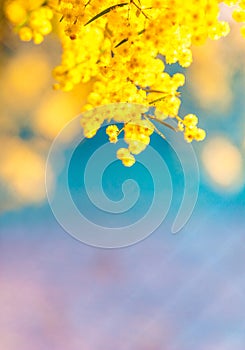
142, 115, 166, 139
149, 96, 167, 105
146, 114, 178, 132
114, 28, 145, 48
130, 0, 150, 19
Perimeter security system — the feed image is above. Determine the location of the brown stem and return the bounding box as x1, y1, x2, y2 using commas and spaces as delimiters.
146, 114, 178, 132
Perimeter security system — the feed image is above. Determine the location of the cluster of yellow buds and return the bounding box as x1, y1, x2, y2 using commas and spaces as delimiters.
106, 117, 156, 166
232, 6, 245, 37
4, 0, 53, 44
116, 148, 136, 167
124, 120, 154, 155
178, 114, 206, 143
106, 125, 119, 143
5, 0, 245, 166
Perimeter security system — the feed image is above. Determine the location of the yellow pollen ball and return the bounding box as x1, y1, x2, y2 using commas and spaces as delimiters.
19, 27, 33, 41
122, 156, 136, 167
195, 128, 206, 141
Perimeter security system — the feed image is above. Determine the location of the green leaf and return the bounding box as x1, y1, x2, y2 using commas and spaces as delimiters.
84, 2, 129, 26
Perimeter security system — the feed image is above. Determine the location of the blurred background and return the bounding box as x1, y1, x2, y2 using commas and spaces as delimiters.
0, 4, 245, 350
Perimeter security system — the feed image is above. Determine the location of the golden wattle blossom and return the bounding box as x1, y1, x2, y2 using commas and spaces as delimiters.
4, 0, 245, 165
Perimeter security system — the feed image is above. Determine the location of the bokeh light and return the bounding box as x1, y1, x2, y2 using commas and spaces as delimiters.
202, 135, 244, 192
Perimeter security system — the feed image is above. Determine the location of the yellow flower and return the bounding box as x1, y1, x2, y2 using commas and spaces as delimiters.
19, 26, 32, 41
232, 9, 245, 22
6, 0, 232, 165
106, 125, 119, 136
194, 128, 206, 141
4, 1, 27, 24
116, 148, 135, 167
106, 125, 119, 143
183, 114, 199, 126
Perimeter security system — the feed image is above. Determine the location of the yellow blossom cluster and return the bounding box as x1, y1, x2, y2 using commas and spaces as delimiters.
177, 114, 206, 143
4, 0, 53, 44
4, 0, 245, 165
106, 125, 120, 143
117, 148, 136, 167
106, 116, 155, 166
230, 0, 245, 37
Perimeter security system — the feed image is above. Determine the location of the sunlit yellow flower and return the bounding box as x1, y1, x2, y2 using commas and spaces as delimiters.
116, 148, 136, 167
4, 0, 242, 166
